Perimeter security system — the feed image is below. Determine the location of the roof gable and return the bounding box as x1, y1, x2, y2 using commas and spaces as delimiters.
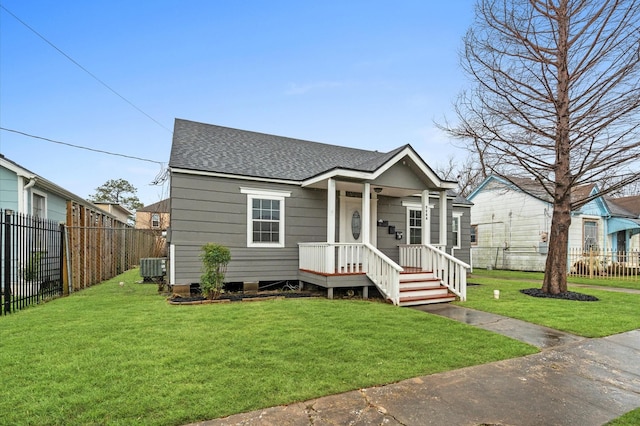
469, 175, 601, 208
137, 198, 170, 213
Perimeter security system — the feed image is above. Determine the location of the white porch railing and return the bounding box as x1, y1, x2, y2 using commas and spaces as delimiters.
399, 244, 470, 301
298, 242, 403, 305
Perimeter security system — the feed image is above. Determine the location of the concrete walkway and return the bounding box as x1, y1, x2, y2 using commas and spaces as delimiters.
189, 305, 640, 426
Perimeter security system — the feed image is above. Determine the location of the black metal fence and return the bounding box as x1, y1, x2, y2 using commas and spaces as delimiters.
1, 209, 64, 315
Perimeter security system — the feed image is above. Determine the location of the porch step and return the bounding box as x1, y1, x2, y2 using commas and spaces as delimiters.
399, 294, 457, 306
398, 270, 456, 306
400, 271, 436, 281
400, 285, 450, 297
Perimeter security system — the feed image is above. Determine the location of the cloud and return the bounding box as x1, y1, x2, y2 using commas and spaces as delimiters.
284, 81, 345, 95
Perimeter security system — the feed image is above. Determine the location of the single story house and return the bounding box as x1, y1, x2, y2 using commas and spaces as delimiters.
468, 175, 640, 271
168, 119, 471, 306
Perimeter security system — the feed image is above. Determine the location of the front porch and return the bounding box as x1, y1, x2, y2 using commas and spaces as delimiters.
298, 242, 469, 306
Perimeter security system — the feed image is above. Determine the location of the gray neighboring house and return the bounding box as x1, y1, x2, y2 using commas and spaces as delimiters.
168, 119, 471, 306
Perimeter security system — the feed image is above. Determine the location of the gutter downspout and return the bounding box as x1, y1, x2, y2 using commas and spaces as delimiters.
22, 176, 37, 214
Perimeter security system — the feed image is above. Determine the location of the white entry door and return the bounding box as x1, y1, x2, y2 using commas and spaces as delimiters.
340, 197, 364, 244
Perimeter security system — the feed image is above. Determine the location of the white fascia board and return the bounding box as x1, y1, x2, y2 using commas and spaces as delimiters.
0, 157, 34, 178
302, 169, 373, 187
170, 167, 301, 186
302, 147, 457, 190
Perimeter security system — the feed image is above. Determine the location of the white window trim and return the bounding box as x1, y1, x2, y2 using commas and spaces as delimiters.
31, 189, 47, 219
241, 187, 291, 248
452, 212, 463, 249
402, 201, 433, 245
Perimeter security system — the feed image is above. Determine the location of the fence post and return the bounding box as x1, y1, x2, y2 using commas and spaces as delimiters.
3, 210, 13, 315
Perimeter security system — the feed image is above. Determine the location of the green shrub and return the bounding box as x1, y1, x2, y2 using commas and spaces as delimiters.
200, 243, 231, 299
24, 251, 44, 281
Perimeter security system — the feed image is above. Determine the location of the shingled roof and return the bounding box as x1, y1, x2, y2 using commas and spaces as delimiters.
606, 195, 640, 218
169, 119, 414, 181
137, 198, 170, 213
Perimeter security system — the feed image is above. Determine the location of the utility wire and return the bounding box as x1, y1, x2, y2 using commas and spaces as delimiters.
0, 126, 164, 165
1, 126, 169, 185
0, 4, 173, 134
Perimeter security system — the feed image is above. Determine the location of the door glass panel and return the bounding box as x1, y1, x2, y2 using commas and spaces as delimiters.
351, 211, 361, 240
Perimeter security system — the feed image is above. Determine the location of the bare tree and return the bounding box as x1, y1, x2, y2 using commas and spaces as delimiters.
446, 0, 640, 294
435, 154, 486, 198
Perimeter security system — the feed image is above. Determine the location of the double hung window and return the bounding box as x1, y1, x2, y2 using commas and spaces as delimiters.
241, 188, 290, 248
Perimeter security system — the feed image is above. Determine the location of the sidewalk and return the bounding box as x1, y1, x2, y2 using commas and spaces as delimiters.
188, 304, 640, 426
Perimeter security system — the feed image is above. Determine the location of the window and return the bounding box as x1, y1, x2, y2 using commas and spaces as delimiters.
403, 200, 433, 245
151, 213, 160, 228
452, 212, 463, 248
470, 225, 478, 245
241, 188, 291, 248
32, 192, 46, 218
408, 209, 422, 244
583, 220, 598, 251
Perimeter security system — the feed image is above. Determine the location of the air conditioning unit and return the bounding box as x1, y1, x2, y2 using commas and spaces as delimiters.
140, 258, 167, 282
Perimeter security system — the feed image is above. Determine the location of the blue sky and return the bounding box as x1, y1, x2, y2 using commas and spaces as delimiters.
0, 1, 475, 206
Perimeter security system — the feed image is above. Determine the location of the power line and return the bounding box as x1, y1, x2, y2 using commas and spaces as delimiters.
0, 4, 173, 134
0, 126, 165, 165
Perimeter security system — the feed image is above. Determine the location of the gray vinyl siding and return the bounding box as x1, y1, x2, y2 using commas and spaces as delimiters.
375, 196, 405, 261
375, 195, 471, 265
170, 172, 326, 284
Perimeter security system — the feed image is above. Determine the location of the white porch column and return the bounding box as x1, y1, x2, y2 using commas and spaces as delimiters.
327, 178, 336, 272
371, 190, 378, 246
421, 190, 429, 245
362, 182, 371, 245
439, 190, 447, 247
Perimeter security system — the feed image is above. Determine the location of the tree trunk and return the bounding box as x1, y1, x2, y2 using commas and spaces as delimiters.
542, 198, 571, 294
542, 0, 571, 295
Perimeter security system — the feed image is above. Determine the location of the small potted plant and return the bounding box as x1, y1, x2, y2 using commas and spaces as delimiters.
200, 243, 231, 300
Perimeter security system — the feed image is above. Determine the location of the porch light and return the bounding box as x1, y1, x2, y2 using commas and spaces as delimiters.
374, 187, 383, 193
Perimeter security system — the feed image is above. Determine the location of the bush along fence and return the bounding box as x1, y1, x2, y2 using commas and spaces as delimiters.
1, 205, 160, 315
568, 248, 640, 280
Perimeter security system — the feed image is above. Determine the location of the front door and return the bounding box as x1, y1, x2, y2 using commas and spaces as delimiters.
340, 197, 363, 244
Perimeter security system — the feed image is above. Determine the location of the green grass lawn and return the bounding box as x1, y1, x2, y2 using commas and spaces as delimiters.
472, 267, 640, 290
0, 269, 536, 426
606, 407, 640, 426
463, 269, 640, 337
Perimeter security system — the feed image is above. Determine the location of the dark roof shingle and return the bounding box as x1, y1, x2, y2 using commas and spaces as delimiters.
169, 119, 404, 181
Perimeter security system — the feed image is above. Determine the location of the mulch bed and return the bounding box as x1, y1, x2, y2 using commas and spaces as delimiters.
520, 288, 599, 301
168, 291, 319, 305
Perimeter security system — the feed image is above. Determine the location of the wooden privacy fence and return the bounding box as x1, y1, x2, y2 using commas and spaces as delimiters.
64, 201, 161, 291
64, 226, 158, 291
568, 248, 640, 280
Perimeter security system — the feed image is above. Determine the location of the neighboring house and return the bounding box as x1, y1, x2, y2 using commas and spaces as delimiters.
606, 195, 640, 252
0, 154, 130, 294
93, 203, 133, 224
468, 175, 640, 271
168, 119, 471, 306
135, 198, 170, 257
1, 154, 93, 222
135, 199, 170, 231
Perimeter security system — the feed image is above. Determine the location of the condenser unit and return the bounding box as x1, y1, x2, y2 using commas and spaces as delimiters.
140, 258, 167, 282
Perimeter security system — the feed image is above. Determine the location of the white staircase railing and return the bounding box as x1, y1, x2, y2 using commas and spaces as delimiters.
399, 244, 470, 301
362, 243, 403, 305
299, 242, 403, 305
